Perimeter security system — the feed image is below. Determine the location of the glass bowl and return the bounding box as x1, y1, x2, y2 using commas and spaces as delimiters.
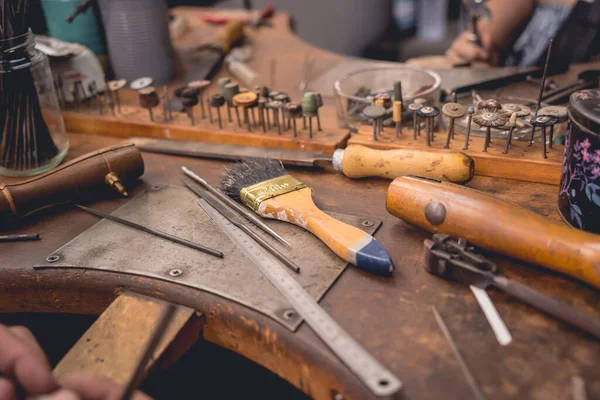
334, 67, 441, 132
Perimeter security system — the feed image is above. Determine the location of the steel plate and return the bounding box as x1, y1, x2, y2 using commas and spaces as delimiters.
34, 185, 381, 331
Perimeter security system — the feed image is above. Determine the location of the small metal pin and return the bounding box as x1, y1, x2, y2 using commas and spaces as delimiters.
258, 99, 267, 133
315, 92, 323, 131
530, 115, 558, 159
207, 97, 213, 124
302, 92, 320, 138
473, 110, 508, 152
180, 88, 199, 126
417, 106, 440, 147
286, 103, 302, 137
107, 79, 126, 113
363, 105, 386, 142
138, 87, 160, 122
189, 80, 211, 120
233, 92, 258, 133
538, 106, 567, 150
210, 94, 226, 129
162, 86, 169, 122
442, 103, 466, 149
408, 103, 422, 140
503, 113, 517, 154
274, 107, 281, 135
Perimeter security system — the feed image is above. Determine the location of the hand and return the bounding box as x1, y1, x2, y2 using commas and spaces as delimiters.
445, 31, 498, 66
0, 324, 151, 400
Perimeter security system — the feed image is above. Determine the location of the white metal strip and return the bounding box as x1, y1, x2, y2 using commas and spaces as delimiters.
470, 286, 513, 346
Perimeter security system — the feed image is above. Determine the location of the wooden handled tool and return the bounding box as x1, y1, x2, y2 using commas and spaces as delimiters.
0, 144, 144, 221
386, 176, 600, 289
333, 145, 474, 184
221, 159, 394, 276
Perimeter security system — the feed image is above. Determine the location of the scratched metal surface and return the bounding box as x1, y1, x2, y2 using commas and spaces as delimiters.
34, 185, 381, 331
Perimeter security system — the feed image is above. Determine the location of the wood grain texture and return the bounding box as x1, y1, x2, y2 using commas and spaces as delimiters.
62, 107, 350, 155
350, 124, 564, 185
54, 292, 203, 385
257, 188, 391, 273
340, 145, 474, 183
386, 176, 600, 289
1, 7, 600, 400
1, 133, 599, 400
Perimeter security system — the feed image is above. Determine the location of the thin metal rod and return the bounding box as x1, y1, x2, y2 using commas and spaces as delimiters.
492, 276, 600, 341
483, 127, 491, 152
74, 204, 223, 258
185, 180, 301, 274
413, 113, 418, 140
542, 127, 547, 158
535, 39, 554, 116
503, 126, 514, 154
119, 303, 177, 400
432, 306, 488, 400
0, 233, 40, 242
181, 167, 292, 248
226, 104, 232, 122
548, 125, 554, 149
444, 119, 454, 149
199, 94, 206, 119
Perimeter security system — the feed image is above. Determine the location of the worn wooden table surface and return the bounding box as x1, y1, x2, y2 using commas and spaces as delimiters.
1, 8, 599, 400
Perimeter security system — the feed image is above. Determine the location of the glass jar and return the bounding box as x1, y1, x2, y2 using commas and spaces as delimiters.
0, 29, 68, 177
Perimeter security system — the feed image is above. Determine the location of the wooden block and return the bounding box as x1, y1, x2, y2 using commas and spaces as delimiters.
350, 125, 564, 185
62, 106, 349, 155
53, 292, 203, 385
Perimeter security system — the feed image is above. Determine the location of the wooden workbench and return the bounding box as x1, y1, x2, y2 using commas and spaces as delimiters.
1, 8, 599, 400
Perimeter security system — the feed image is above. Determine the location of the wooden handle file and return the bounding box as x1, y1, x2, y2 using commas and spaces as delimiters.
259, 188, 394, 276
335, 145, 474, 184
386, 176, 600, 289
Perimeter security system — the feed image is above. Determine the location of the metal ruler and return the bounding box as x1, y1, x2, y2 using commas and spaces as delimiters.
199, 199, 402, 397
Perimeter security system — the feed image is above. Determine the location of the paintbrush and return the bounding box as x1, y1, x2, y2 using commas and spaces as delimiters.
220, 159, 394, 276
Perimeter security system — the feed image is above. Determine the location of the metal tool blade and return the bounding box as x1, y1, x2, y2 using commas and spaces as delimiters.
168, 48, 225, 112
470, 286, 512, 346
131, 137, 333, 168
200, 198, 402, 397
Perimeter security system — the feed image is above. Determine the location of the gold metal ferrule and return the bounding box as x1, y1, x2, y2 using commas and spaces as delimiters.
241, 175, 307, 211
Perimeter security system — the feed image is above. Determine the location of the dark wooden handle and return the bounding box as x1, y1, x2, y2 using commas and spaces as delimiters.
0, 144, 145, 220
386, 176, 600, 289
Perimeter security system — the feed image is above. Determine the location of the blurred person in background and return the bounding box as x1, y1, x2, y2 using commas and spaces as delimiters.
445, 0, 600, 69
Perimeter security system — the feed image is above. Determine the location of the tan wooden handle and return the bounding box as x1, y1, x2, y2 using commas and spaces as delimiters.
386, 176, 600, 289
337, 145, 474, 184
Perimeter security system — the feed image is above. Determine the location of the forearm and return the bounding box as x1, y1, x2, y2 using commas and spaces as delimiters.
478, 0, 536, 51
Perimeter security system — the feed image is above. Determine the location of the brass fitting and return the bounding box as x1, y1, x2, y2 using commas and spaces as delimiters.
105, 172, 128, 197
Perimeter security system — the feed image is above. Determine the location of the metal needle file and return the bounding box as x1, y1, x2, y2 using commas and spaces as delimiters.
183, 178, 301, 274
181, 166, 291, 247
432, 306, 488, 400
74, 204, 223, 258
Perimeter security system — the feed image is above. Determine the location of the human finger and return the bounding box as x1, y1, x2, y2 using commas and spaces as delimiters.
0, 324, 58, 395
0, 376, 17, 400
61, 373, 153, 400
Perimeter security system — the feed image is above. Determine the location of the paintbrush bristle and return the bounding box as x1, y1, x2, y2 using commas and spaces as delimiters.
220, 159, 288, 200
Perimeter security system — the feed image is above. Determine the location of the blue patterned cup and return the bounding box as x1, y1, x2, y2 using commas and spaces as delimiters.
558, 89, 600, 234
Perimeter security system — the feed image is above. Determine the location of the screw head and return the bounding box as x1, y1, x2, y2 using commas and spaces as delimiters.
361, 220, 375, 227
46, 255, 60, 263
169, 269, 183, 277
